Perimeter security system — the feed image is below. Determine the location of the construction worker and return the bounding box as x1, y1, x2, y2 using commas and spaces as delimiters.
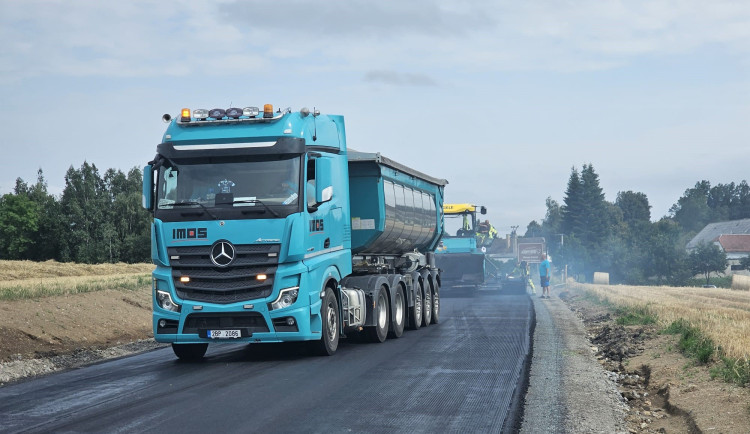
488, 222, 498, 240
521, 260, 536, 294
476, 220, 496, 246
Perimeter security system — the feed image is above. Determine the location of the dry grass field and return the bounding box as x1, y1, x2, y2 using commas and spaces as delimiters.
0, 260, 153, 301
572, 282, 750, 361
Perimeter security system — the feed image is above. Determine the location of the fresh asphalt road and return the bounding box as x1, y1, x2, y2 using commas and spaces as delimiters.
0, 291, 533, 434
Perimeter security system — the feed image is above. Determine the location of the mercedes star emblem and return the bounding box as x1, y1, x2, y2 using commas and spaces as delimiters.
210, 241, 235, 267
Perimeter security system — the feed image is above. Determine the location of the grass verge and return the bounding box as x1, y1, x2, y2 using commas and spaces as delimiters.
663, 319, 714, 364
574, 283, 750, 387
615, 306, 657, 326
0, 274, 152, 301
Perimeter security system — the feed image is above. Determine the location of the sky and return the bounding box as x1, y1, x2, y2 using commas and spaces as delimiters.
1, 0, 749, 237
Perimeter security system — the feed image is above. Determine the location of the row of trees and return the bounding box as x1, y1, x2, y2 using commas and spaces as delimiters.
0, 163, 151, 263
525, 164, 750, 286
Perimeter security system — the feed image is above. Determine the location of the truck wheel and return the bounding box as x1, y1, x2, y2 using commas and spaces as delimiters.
408, 281, 423, 330
314, 287, 339, 356
422, 284, 432, 327
172, 343, 208, 361
388, 285, 406, 339
431, 282, 440, 324
366, 286, 389, 343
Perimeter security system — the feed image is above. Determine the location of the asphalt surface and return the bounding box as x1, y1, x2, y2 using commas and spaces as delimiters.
0, 291, 533, 434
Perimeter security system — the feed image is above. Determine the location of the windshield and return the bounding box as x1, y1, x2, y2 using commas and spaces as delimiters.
156, 156, 301, 213
444, 213, 476, 237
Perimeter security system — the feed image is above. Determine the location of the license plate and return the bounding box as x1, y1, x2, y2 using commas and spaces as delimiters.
207, 329, 241, 339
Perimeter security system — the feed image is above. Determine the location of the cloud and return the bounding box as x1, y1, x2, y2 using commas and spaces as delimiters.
364, 70, 438, 87
217, 1, 494, 37
2, 0, 749, 83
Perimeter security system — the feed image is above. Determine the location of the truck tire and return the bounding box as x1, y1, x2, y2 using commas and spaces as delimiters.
431, 282, 440, 324
172, 343, 208, 361
388, 285, 406, 339
366, 286, 390, 343
314, 287, 339, 356
408, 281, 423, 330
422, 283, 432, 327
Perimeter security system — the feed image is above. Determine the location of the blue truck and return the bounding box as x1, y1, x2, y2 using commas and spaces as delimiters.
142, 105, 448, 359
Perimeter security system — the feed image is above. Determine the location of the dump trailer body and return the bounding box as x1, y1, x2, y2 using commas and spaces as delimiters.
348, 150, 446, 255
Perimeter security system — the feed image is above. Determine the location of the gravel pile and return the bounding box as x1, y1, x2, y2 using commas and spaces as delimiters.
0, 339, 166, 386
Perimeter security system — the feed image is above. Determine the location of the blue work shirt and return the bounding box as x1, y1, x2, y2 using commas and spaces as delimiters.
539, 259, 551, 277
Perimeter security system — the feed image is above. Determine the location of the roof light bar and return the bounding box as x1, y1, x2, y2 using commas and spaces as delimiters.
226, 107, 242, 119
193, 109, 209, 120
173, 104, 289, 124
208, 108, 226, 119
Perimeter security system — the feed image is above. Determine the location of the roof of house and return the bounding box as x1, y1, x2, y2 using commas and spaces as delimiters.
686, 218, 750, 250
715, 234, 750, 253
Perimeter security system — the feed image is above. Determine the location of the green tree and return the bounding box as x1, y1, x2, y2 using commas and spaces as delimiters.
689, 242, 728, 285
105, 167, 151, 263
524, 220, 542, 238
560, 164, 611, 279
616, 191, 651, 225
15, 169, 64, 261
740, 255, 750, 271
561, 167, 583, 236
670, 181, 713, 233
0, 193, 39, 259
60, 162, 110, 263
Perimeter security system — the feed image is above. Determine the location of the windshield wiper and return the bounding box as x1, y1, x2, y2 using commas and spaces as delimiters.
170, 201, 218, 220
232, 199, 281, 218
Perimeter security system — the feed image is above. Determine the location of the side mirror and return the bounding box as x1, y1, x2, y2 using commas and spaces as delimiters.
480, 206, 487, 215
142, 165, 154, 210
315, 157, 333, 204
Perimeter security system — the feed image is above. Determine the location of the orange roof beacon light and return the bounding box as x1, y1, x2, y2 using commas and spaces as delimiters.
180, 108, 191, 122
263, 104, 273, 118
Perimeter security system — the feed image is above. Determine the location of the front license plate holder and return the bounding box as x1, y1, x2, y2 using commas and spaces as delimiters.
199, 329, 251, 339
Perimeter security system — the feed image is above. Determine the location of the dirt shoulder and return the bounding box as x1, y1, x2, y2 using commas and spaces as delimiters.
0, 286, 162, 385
559, 286, 750, 434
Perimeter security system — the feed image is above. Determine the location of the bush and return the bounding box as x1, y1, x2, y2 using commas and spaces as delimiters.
685, 275, 732, 288
664, 319, 714, 364
615, 306, 657, 326
711, 356, 750, 387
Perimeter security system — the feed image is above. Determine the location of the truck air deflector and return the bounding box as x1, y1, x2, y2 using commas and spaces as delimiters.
157, 137, 305, 159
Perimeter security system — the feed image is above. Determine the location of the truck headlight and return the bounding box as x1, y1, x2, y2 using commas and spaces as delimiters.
269, 287, 299, 311
156, 290, 181, 313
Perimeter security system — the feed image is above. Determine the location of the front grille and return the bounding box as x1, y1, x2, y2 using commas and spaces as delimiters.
168, 243, 280, 304
183, 312, 269, 334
